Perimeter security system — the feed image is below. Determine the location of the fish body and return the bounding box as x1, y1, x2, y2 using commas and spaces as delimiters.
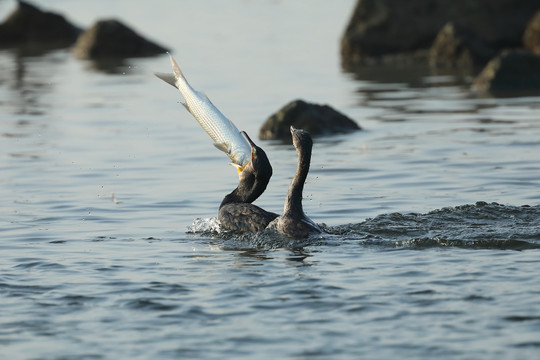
156, 55, 251, 167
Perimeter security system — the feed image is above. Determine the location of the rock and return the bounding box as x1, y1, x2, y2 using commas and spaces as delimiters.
472, 51, 540, 94
429, 22, 497, 67
524, 10, 540, 55
259, 100, 361, 141
341, 0, 540, 67
72, 19, 168, 59
0, 1, 81, 49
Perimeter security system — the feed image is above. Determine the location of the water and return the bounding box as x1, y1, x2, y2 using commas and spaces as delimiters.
1, 1, 540, 359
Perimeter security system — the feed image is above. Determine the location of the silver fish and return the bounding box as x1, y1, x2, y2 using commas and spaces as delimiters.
155, 55, 251, 169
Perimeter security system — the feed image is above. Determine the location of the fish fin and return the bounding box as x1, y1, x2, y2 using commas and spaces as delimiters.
154, 72, 177, 88
213, 142, 230, 154
197, 91, 217, 107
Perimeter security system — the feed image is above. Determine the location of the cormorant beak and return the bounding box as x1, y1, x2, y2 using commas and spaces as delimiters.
241, 130, 257, 156
241, 131, 257, 153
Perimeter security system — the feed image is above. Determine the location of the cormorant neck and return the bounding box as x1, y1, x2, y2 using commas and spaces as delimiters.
283, 142, 312, 219
219, 144, 273, 210
219, 176, 269, 209
220, 188, 244, 208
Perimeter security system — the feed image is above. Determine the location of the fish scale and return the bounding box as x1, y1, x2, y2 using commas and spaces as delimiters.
155, 55, 251, 167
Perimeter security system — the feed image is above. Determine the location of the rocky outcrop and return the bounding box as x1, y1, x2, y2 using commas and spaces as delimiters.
0, 1, 81, 49
429, 22, 497, 67
259, 100, 361, 141
341, 0, 540, 67
72, 19, 168, 59
472, 51, 540, 94
524, 10, 540, 55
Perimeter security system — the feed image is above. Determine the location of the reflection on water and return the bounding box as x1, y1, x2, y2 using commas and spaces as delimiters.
347, 62, 476, 90
2, 50, 48, 116
1, 1, 540, 359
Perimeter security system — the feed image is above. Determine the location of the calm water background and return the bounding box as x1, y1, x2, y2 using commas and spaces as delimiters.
2, 1, 540, 359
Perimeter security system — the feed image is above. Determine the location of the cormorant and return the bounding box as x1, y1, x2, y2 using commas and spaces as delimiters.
218, 131, 278, 232
267, 126, 321, 238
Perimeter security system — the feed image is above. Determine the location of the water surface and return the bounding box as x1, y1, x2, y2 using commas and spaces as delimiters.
1, 1, 540, 359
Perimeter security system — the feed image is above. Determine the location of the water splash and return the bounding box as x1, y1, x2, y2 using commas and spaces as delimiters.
187, 216, 327, 249
187, 202, 540, 250
187, 217, 222, 234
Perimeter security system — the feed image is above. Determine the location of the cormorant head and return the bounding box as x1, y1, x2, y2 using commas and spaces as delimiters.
240, 131, 273, 181
290, 126, 313, 153
233, 131, 273, 202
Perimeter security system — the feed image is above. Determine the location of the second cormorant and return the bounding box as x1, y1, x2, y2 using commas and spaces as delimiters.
267, 126, 321, 238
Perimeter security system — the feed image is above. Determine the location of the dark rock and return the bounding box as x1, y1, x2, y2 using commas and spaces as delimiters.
429, 22, 497, 67
341, 0, 540, 67
0, 1, 81, 49
472, 51, 540, 94
524, 10, 540, 55
259, 100, 361, 141
72, 19, 168, 59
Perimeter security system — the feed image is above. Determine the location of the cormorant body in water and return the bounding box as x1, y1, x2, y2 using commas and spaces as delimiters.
267, 126, 321, 238
155, 55, 277, 232
156, 57, 322, 237
219, 131, 278, 232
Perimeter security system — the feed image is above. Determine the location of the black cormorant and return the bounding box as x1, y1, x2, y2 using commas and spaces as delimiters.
267, 126, 321, 238
218, 131, 278, 232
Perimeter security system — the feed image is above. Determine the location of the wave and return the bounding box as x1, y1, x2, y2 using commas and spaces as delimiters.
188, 202, 540, 250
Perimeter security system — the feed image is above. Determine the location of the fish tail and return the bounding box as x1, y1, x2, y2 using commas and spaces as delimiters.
169, 55, 185, 81
155, 55, 191, 107
154, 72, 177, 88
154, 55, 187, 88
155, 71, 188, 109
